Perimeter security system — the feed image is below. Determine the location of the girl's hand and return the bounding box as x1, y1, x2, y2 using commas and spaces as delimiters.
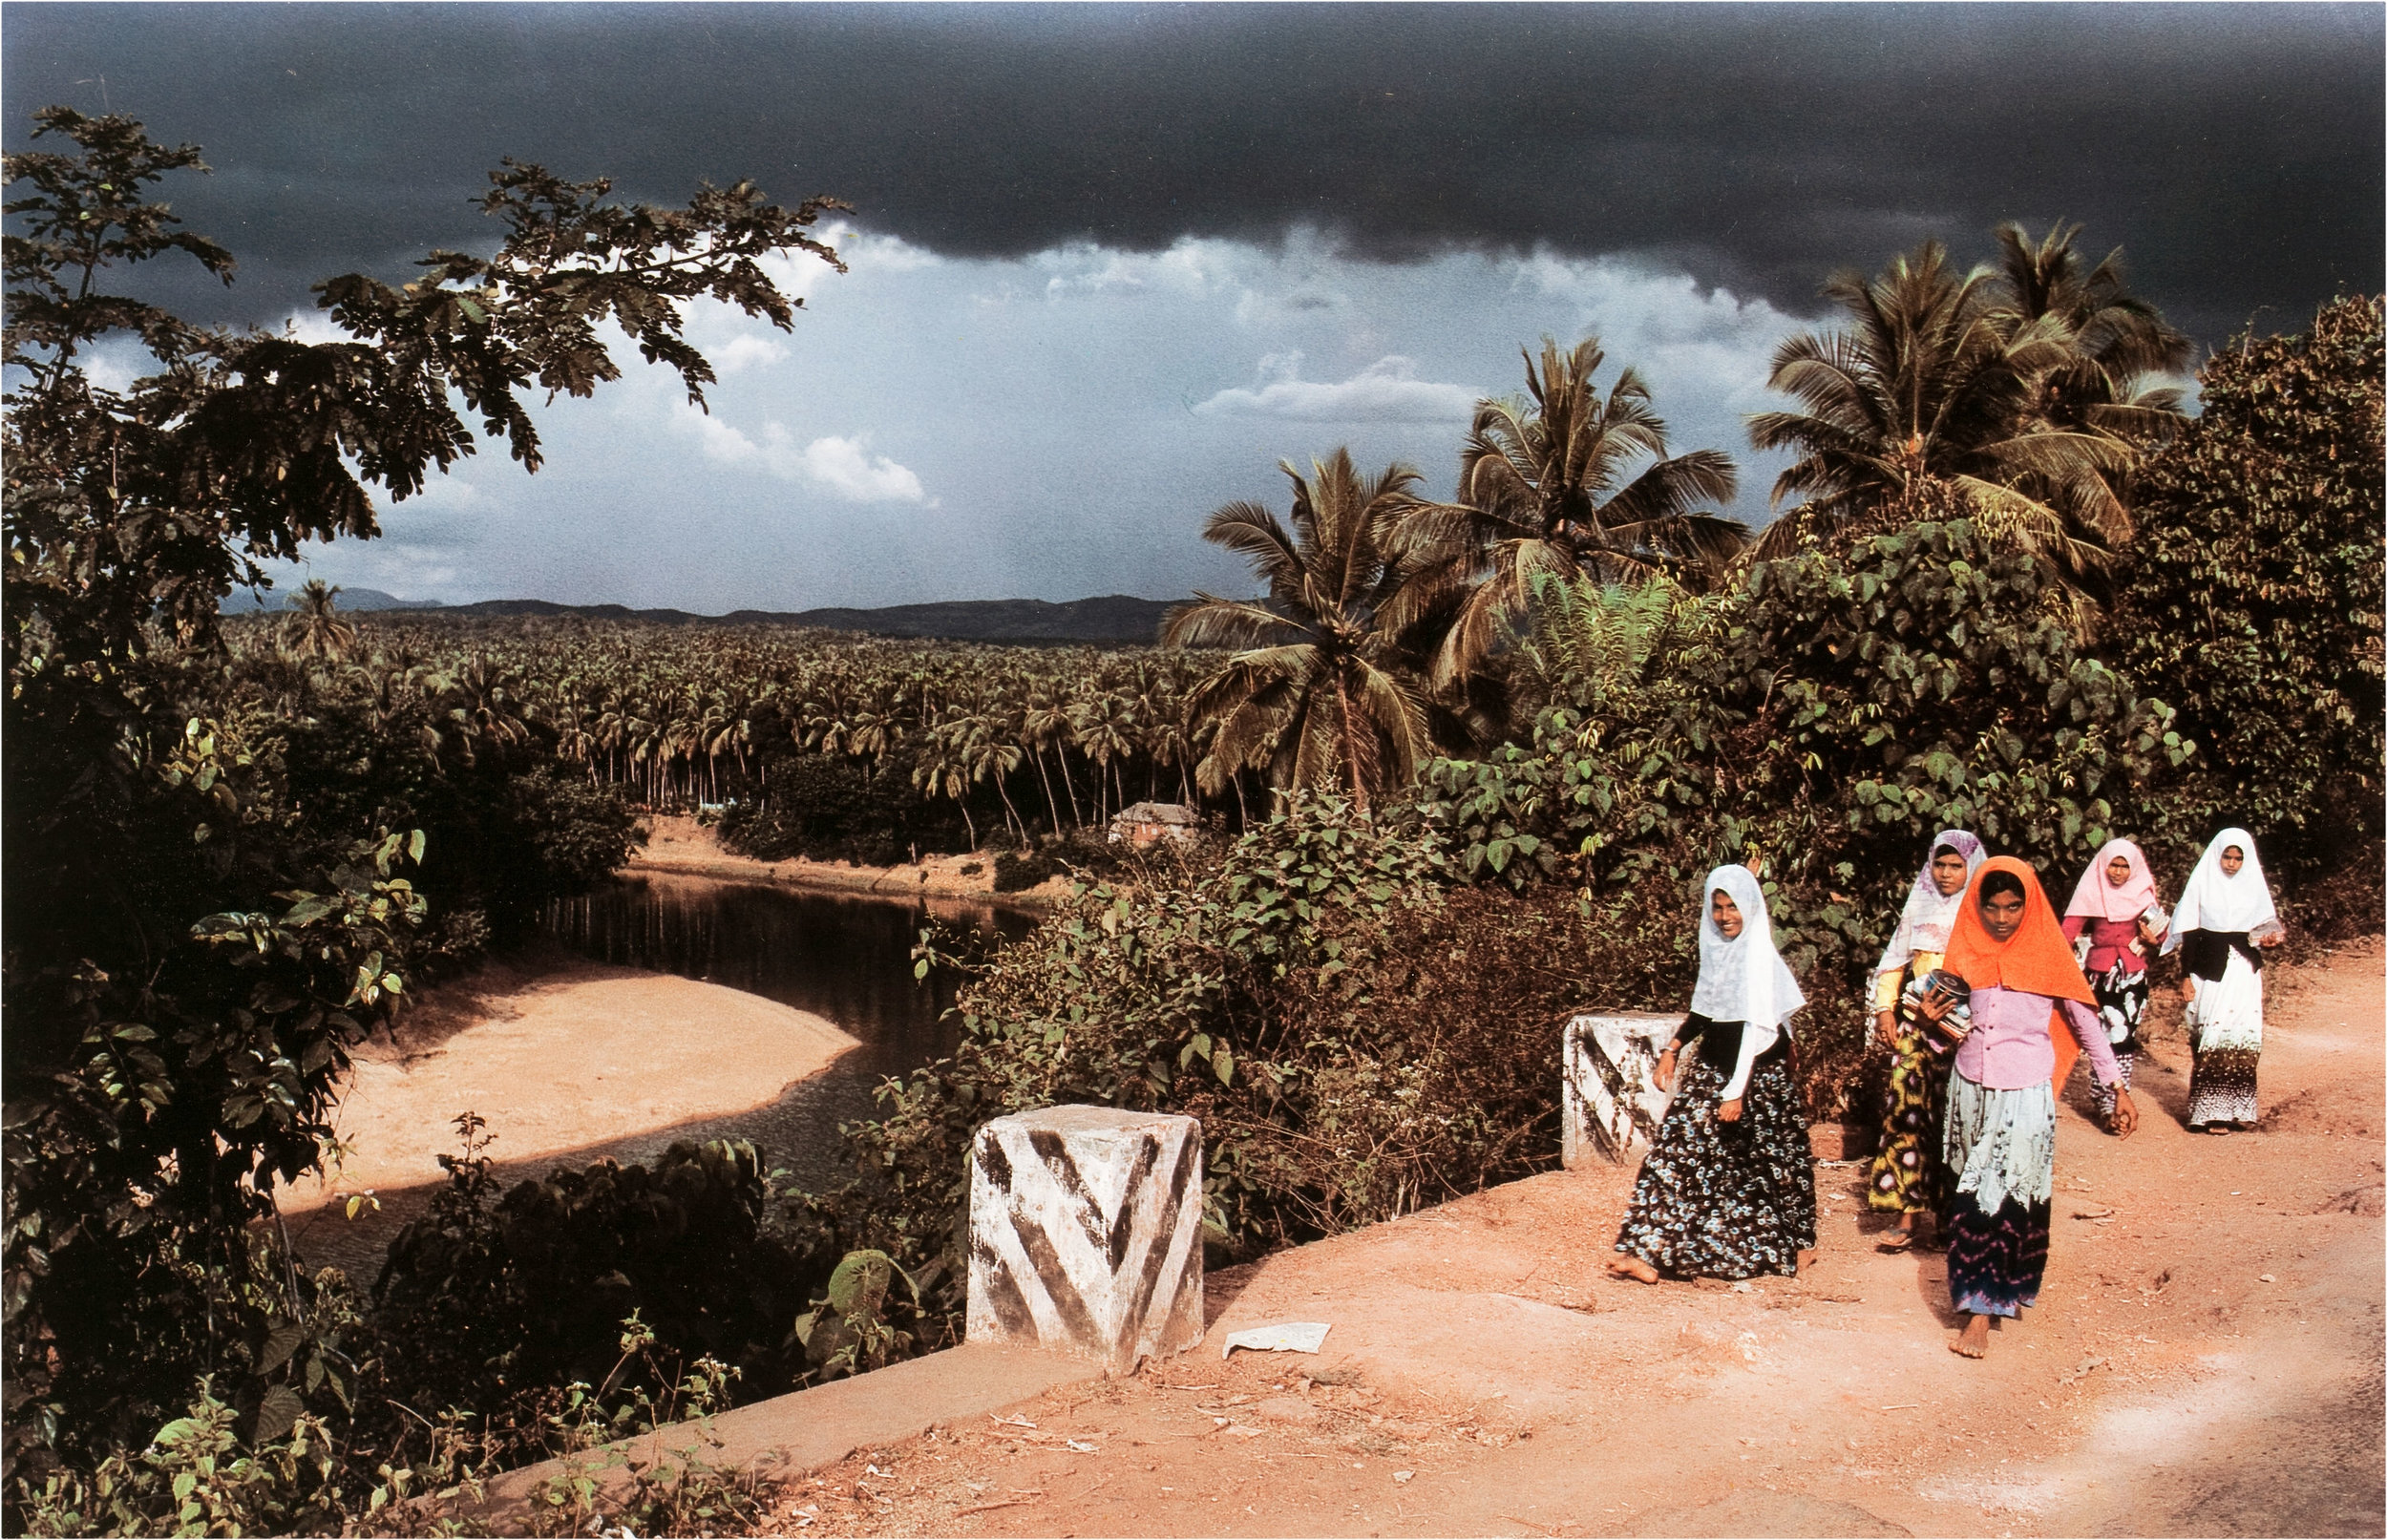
1654, 1045, 1678, 1093
1874, 1009, 1896, 1043
2108, 1087, 2139, 1139
1915, 990, 1956, 1024
1717, 1097, 1743, 1123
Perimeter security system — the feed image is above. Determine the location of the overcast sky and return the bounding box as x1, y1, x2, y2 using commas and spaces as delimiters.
8, 4, 2380, 611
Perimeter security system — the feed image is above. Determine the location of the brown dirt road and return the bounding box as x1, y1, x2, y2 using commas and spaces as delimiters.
777, 937, 2384, 1539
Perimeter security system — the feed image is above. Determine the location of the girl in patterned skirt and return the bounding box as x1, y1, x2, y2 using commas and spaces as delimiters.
2167, 829, 2284, 1131
2060, 839, 2170, 1131
1610, 865, 1818, 1284
1866, 830, 1986, 1250
1933, 858, 2137, 1359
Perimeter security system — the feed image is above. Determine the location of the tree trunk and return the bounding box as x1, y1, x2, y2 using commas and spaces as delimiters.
995, 771, 1026, 848
1056, 748, 1084, 828
1033, 747, 1064, 836
1333, 668, 1372, 819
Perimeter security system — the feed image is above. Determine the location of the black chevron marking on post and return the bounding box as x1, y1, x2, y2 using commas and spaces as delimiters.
971, 1238, 1036, 1338
1162, 1251, 1204, 1342
1027, 1129, 1112, 1256
1107, 1132, 1162, 1271
1010, 1210, 1100, 1347
979, 1132, 1013, 1193
1120, 1129, 1198, 1334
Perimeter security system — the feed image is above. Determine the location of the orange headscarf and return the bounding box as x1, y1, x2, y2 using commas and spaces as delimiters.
1942, 856, 2097, 1088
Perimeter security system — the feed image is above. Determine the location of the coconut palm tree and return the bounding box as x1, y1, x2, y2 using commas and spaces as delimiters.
1021, 688, 1079, 833
912, 721, 978, 849
1384, 336, 1744, 688
282, 578, 357, 663
1992, 222, 2192, 545
1165, 450, 1432, 817
1747, 233, 2180, 574
957, 713, 1028, 845
1996, 222, 2191, 413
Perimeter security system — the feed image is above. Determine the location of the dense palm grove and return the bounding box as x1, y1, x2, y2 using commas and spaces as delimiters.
4, 106, 2381, 1536
216, 611, 1222, 856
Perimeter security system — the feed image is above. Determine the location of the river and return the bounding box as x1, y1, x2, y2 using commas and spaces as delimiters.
539, 871, 1037, 1186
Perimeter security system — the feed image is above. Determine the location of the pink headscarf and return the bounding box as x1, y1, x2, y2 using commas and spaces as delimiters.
2064, 838, 2161, 923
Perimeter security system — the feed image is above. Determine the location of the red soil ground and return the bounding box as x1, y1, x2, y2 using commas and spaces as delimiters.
771, 937, 2384, 1539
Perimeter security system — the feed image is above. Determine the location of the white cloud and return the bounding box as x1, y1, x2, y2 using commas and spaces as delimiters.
319, 224, 1830, 610
710, 334, 789, 375
1194, 353, 1481, 422
778, 432, 931, 504
679, 404, 770, 466
670, 405, 930, 504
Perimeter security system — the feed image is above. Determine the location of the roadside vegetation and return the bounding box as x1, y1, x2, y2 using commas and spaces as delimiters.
5, 104, 2378, 1535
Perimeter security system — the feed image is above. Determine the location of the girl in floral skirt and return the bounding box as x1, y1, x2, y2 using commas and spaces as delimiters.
1866, 830, 1986, 1250
1610, 865, 1818, 1283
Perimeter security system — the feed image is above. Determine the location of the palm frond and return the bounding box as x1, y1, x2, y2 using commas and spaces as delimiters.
1199, 500, 1305, 590
1162, 594, 1309, 651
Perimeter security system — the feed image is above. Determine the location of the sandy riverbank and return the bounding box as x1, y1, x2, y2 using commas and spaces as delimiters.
634, 815, 1071, 914
284, 953, 859, 1278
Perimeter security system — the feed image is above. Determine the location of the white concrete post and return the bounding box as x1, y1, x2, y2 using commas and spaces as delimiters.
1562, 1011, 1685, 1166
964, 1105, 1205, 1373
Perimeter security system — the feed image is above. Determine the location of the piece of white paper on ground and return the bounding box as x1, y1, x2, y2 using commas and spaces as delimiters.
1220, 1321, 1332, 1359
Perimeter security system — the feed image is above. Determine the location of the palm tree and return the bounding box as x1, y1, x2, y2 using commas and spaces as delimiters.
912, 721, 977, 849
282, 578, 357, 662
1385, 336, 1744, 688
1747, 232, 2180, 574
1164, 450, 1432, 817
1993, 222, 2192, 543
957, 713, 1028, 845
1070, 693, 1136, 826
1021, 688, 1078, 833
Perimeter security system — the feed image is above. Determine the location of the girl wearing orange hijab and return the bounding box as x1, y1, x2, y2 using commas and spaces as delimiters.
1913, 858, 2137, 1358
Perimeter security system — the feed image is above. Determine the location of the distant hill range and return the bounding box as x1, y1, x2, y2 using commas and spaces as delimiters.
225, 590, 1182, 644
223, 587, 444, 614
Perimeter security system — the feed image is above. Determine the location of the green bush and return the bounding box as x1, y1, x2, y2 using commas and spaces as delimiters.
811, 800, 1468, 1331
991, 847, 1057, 892
1417, 517, 2199, 1113
718, 749, 962, 866
2116, 293, 2386, 870
371, 1118, 826, 1421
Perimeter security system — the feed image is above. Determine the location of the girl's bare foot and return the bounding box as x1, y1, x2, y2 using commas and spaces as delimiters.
1951, 1313, 1991, 1358
1795, 1248, 1819, 1274
1607, 1255, 1661, 1284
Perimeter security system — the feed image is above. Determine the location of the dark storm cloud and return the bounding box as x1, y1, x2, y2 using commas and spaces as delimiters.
6, 3, 2379, 345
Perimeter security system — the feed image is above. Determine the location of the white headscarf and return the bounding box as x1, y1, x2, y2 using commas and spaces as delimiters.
1876, 829, 1987, 978
2169, 828, 2278, 939
1689, 864, 1806, 1033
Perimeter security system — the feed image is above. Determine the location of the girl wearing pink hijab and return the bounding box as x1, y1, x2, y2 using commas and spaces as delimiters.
2060, 839, 2169, 1130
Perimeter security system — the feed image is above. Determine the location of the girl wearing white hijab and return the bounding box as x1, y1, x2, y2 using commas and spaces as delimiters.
1866, 830, 1987, 1247
1611, 866, 1819, 1283
2166, 829, 2284, 1130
